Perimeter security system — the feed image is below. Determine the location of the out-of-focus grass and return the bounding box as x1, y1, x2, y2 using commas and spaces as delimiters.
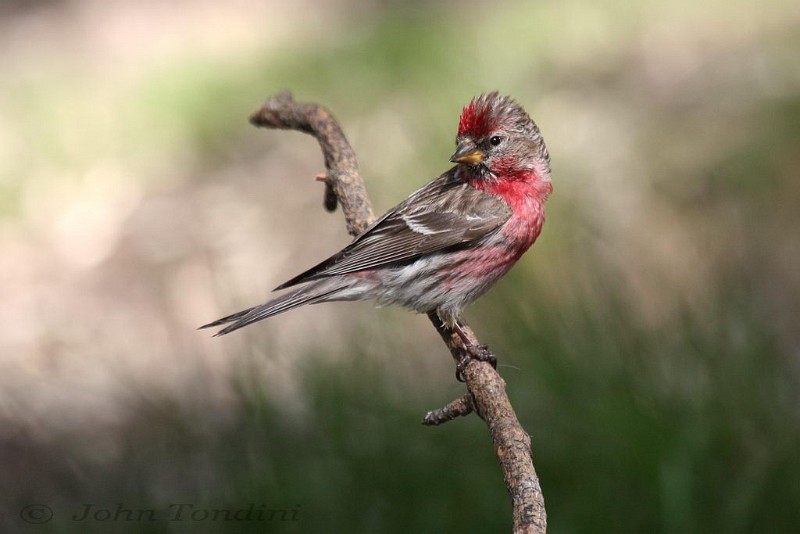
487, 262, 800, 533
11, 281, 797, 533
1, 0, 799, 533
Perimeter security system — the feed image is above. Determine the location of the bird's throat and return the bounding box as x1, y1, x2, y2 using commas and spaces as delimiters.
461, 167, 552, 214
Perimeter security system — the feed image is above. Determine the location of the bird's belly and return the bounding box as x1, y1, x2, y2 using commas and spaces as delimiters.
364, 244, 520, 315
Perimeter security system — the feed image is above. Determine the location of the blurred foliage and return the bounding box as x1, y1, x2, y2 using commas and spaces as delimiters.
1, 0, 799, 533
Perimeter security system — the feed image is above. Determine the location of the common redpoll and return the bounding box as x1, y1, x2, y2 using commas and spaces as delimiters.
202, 92, 552, 338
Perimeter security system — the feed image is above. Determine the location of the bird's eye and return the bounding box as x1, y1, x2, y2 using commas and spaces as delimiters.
489, 136, 503, 146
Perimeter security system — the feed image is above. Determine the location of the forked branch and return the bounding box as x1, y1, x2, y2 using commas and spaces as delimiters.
249, 91, 546, 534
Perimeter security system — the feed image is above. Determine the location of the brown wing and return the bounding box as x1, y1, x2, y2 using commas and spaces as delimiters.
275, 169, 511, 290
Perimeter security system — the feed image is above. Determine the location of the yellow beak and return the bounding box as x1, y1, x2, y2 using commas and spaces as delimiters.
450, 142, 484, 165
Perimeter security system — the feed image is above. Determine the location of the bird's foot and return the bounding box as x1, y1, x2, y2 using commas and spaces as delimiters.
455, 344, 497, 382
455, 349, 471, 383
445, 319, 498, 381
470, 344, 497, 369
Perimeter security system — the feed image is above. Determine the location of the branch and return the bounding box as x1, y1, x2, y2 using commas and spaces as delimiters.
249, 91, 374, 237
250, 92, 546, 533
422, 392, 474, 425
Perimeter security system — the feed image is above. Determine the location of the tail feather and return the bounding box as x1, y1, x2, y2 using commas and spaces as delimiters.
198, 306, 258, 329
201, 280, 356, 337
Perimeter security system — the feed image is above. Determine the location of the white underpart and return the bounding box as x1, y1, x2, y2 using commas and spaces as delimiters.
318, 239, 516, 328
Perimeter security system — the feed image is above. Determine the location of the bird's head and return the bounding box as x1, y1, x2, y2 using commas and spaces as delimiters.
451, 92, 550, 184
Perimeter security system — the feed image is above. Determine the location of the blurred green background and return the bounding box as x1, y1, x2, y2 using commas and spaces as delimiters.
1, 0, 798, 532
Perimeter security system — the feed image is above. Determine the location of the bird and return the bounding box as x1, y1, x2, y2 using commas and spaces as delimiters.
201, 92, 552, 345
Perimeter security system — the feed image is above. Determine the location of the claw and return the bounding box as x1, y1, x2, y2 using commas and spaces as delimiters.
455, 348, 471, 383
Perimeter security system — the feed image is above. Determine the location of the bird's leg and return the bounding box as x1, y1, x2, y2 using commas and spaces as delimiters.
451, 320, 497, 382
451, 320, 471, 346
